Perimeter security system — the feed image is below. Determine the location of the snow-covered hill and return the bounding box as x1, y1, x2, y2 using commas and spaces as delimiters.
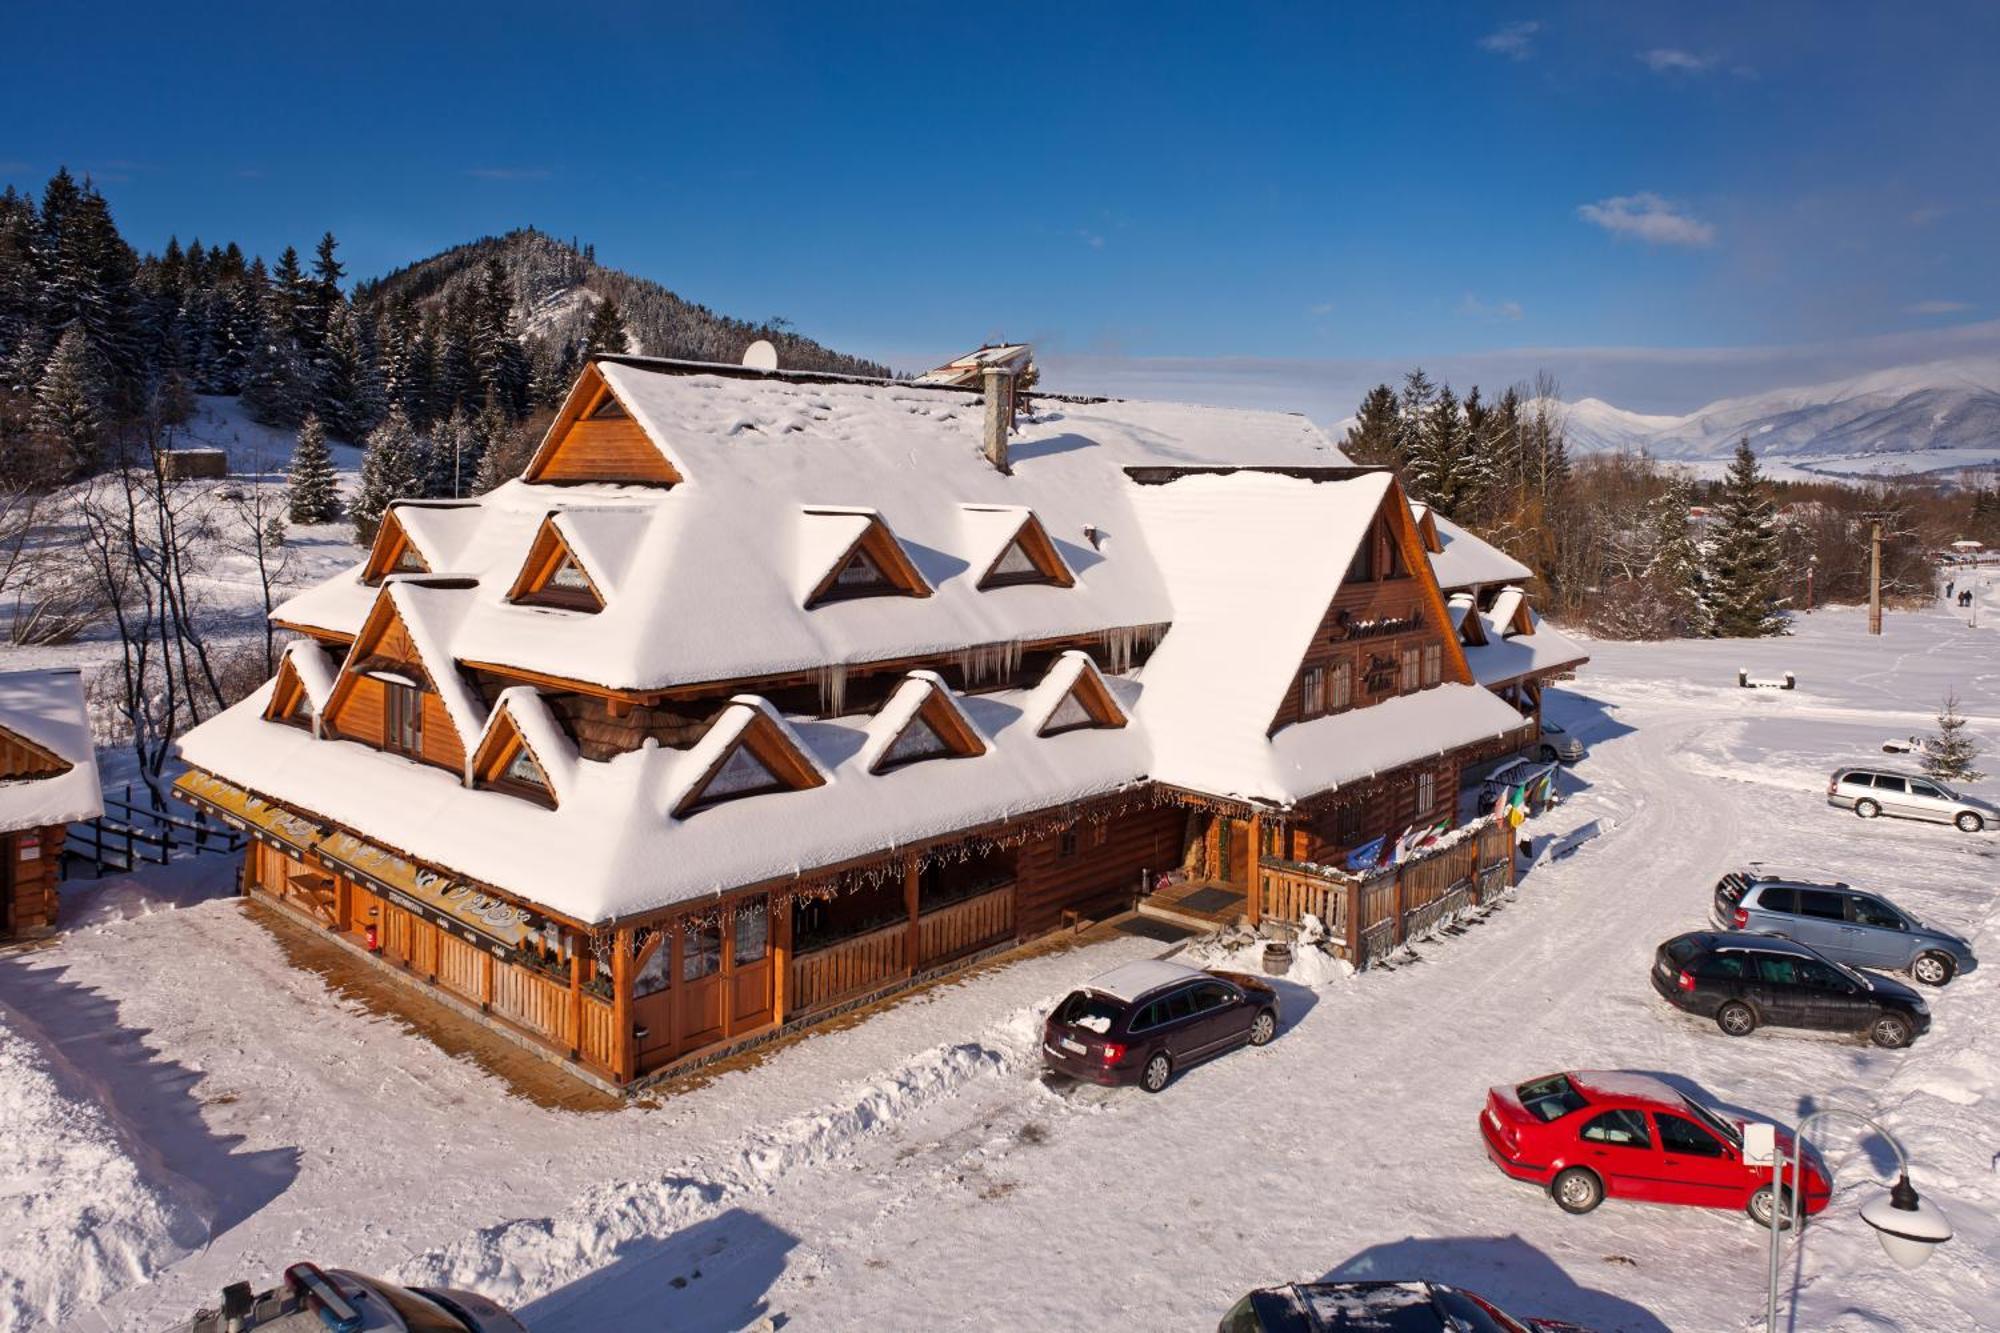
1561, 357, 2000, 474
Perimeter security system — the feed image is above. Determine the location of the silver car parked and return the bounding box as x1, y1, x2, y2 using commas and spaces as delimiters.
1827, 767, 1997, 833
1713, 872, 1976, 986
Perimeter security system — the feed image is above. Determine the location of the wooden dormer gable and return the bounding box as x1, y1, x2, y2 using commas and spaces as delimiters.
361, 507, 432, 585
967, 507, 1076, 590
866, 673, 988, 773
673, 699, 828, 817
1033, 654, 1128, 736
1451, 594, 1491, 648
0, 722, 70, 782
523, 363, 683, 487
508, 514, 606, 613
471, 694, 565, 808
1410, 503, 1444, 554
1271, 481, 1476, 732
802, 509, 933, 608
265, 653, 318, 729
320, 588, 473, 772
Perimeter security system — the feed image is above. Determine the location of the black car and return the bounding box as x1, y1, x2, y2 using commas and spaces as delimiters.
1042, 958, 1279, 1093
1651, 931, 1931, 1048
1220, 1281, 1595, 1332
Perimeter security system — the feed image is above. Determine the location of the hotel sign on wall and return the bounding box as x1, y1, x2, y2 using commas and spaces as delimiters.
1362, 651, 1399, 696
1331, 607, 1422, 642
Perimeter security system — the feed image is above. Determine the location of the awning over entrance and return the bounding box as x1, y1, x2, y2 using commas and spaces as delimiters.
176, 768, 548, 955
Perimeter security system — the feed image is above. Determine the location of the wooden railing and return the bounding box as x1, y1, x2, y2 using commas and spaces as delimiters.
578, 992, 619, 1072
492, 962, 573, 1044
918, 884, 1015, 968
1260, 864, 1347, 936
789, 919, 909, 1017
436, 932, 487, 1004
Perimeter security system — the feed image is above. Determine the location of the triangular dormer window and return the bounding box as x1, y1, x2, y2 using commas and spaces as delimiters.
546, 554, 591, 592
868, 674, 988, 773
1034, 656, 1128, 737
883, 715, 949, 766
393, 545, 427, 573
587, 391, 628, 420
833, 547, 888, 594
676, 701, 828, 816
1044, 691, 1093, 733
510, 516, 605, 613
504, 744, 550, 790
803, 511, 932, 608
988, 540, 1038, 580
971, 509, 1075, 590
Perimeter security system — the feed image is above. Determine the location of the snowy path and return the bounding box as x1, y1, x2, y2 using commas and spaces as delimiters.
8, 603, 1998, 1331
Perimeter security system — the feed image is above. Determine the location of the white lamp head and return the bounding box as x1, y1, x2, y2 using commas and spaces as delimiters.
1860, 1174, 1952, 1271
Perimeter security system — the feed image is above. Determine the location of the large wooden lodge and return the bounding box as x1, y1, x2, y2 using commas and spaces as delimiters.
176, 352, 1586, 1092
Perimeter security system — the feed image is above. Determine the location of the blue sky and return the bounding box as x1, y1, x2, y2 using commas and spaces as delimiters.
7, 1, 1997, 416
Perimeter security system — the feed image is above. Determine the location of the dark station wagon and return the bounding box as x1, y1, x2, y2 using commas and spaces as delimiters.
1651, 931, 1931, 1048
1042, 958, 1279, 1092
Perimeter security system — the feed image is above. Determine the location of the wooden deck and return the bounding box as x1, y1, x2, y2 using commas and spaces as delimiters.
1135, 878, 1248, 931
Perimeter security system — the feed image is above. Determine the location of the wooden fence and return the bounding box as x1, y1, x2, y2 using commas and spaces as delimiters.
1259, 818, 1517, 969
918, 884, 1015, 969
788, 919, 908, 1017
66, 785, 243, 877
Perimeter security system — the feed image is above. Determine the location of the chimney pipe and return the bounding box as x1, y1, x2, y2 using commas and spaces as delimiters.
982, 365, 1015, 474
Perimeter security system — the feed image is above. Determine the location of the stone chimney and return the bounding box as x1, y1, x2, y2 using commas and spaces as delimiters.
982, 364, 1015, 475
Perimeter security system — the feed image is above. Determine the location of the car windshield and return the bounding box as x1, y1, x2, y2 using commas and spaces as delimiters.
1680, 1095, 1743, 1149
1516, 1073, 1586, 1121
1052, 991, 1124, 1034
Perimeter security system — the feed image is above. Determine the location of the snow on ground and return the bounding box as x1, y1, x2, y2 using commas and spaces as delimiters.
5, 598, 1999, 1331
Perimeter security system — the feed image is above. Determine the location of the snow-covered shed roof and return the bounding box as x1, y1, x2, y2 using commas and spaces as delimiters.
1461, 608, 1591, 690
0, 669, 103, 832
271, 363, 1344, 691
1427, 512, 1532, 593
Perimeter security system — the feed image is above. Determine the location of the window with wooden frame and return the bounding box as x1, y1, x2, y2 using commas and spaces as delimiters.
975, 512, 1075, 591
804, 513, 932, 609
0, 724, 69, 782
586, 391, 629, 420
1382, 522, 1409, 579
1037, 661, 1128, 737
384, 680, 424, 758
1421, 643, 1442, 687
1416, 771, 1436, 815
509, 517, 605, 613
1346, 530, 1376, 583
682, 920, 722, 981
360, 510, 433, 586
1335, 802, 1365, 846
675, 708, 827, 816
734, 896, 769, 965
1299, 666, 1327, 718
1400, 647, 1421, 691
1329, 661, 1354, 711
1058, 828, 1079, 857
872, 680, 987, 773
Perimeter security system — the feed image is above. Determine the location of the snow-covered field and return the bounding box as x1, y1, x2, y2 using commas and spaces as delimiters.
5, 597, 1999, 1331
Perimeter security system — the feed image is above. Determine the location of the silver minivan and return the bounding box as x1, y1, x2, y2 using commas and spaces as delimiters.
1827, 767, 1997, 832
1713, 871, 1977, 986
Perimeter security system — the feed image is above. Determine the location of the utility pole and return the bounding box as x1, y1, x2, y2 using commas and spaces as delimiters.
1862, 511, 1893, 636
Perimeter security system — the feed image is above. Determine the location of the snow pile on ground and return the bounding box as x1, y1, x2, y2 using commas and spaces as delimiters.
0, 1005, 210, 1331
1173, 916, 1355, 987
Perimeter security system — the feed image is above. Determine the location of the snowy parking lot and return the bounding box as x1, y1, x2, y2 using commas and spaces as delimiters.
6, 599, 1999, 1332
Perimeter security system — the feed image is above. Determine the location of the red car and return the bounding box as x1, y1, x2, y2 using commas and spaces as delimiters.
1481, 1070, 1829, 1227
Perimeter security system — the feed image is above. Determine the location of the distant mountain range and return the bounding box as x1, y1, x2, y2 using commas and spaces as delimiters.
1559, 357, 2000, 473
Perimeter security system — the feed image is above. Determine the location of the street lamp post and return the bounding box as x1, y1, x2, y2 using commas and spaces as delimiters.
1761, 1107, 1952, 1333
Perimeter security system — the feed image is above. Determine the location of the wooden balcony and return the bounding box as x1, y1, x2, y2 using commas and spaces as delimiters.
787, 882, 1018, 1019
918, 883, 1016, 969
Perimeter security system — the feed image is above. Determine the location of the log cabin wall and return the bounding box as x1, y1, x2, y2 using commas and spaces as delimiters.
2, 826, 64, 936
1269, 558, 1453, 731
328, 675, 386, 745
1292, 756, 1463, 865
534, 419, 677, 485
1014, 803, 1184, 936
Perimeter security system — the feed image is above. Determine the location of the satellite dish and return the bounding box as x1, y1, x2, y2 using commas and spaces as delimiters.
742, 339, 779, 371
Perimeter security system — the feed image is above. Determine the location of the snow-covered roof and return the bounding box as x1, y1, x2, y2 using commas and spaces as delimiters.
271, 364, 1343, 690
279, 639, 340, 712
1427, 512, 1532, 592
179, 667, 1153, 925
0, 669, 103, 832
1460, 592, 1590, 689
1084, 958, 1206, 1002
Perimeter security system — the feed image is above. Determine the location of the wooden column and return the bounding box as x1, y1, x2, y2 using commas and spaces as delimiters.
1391, 862, 1409, 947
772, 896, 792, 1025
903, 855, 921, 976
611, 926, 635, 1084
566, 940, 583, 1059
481, 949, 495, 1011
1245, 814, 1264, 926
1345, 877, 1365, 965
720, 904, 736, 1042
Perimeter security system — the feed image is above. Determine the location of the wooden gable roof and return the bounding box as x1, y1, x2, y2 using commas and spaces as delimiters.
0, 722, 70, 782
672, 697, 829, 817
470, 688, 580, 807
1030, 652, 1128, 736
863, 672, 988, 773
800, 507, 933, 608
963, 505, 1077, 590
507, 513, 607, 612
522, 362, 684, 487
360, 506, 432, 584
320, 582, 486, 765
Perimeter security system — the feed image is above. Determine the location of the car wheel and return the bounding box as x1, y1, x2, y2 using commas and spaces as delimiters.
1749, 1183, 1800, 1230
1551, 1167, 1604, 1215
1855, 799, 1881, 819
1539, 745, 1559, 763
1869, 1013, 1914, 1049
1911, 952, 1955, 987
1248, 1009, 1277, 1047
1716, 1001, 1758, 1037
1955, 811, 1985, 833
1140, 1052, 1173, 1093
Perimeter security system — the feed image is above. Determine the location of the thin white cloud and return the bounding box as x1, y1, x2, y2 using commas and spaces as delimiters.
1077, 229, 1105, 250
1640, 47, 1713, 73
463, 167, 552, 181
1577, 192, 1717, 247
1905, 299, 1973, 316
1908, 207, 1951, 227
1307, 301, 1336, 318
1478, 20, 1540, 60
1459, 293, 1524, 321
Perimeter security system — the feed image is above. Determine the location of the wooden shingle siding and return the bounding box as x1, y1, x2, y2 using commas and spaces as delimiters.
3, 827, 65, 936
332, 676, 386, 743
535, 419, 677, 485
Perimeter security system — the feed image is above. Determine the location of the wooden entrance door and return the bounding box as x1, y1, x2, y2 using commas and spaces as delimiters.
729, 895, 774, 1030
677, 919, 726, 1049
631, 931, 677, 1070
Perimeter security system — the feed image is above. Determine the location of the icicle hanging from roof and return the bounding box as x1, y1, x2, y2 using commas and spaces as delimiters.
817, 663, 849, 716
956, 639, 1023, 687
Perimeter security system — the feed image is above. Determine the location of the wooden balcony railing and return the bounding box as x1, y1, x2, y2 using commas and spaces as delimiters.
788, 919, 909, 1017
917, 883, 1016, 969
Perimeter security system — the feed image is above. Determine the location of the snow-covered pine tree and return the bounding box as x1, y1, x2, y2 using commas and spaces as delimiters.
1702, 439, 1787, 637
1645, 472, 1709, 637
582, 295, 630, 357
1393, 368, 1437, 473
425, 408, 471, 499
315, 301, 380, 441
1341, 384, 1401, 468
351, 403, 428, 545
32, 323, 104, 477
1406, 383, 1490, 519
1922, 690, 1984, 783
287, 412, 341, 524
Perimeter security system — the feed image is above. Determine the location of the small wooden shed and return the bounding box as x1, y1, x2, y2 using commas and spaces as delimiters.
0, 669, 103, 938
